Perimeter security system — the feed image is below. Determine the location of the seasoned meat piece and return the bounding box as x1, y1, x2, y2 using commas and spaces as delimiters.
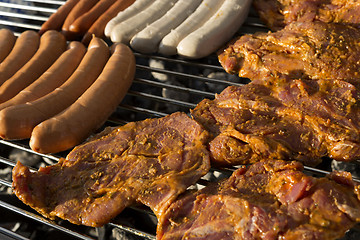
218, 21, 360, 82
253, 0, 360, 30
157, 160, 360, 240
12, 112, 211, 227
191, 79, 360, 166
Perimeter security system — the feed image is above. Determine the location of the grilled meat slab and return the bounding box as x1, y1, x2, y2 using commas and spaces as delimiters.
191, 79, 360, 166
218, 21, 360, 82
157, 160, 360, 240
253, 0, 360, 30
12, 112, 211, 227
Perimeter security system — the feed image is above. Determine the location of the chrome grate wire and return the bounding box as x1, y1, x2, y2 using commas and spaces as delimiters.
0, 1, 359, 240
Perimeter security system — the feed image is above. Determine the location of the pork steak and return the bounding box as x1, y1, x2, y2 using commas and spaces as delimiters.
191, 78, 360, 166
157, 160, 360, 240
12, 112, 211, 227
253, 0, 360, 30
218, 21, 360, 82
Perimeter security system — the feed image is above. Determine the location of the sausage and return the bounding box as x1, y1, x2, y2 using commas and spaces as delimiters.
158, 0, 224, 56
104, 0, 152, 38
109, 0, 177, 44
30, 42, 135, 154
176, 0, 252, 59
0, 30, 40, 85
81, 0, 136, 45
0, 30, 67, 103
0, 41, 86, 112
69, 0, 117, 36
39, 0, 79, 35
0, 29, 16, 63
130, 0, 202, 54
62, 0, 99, 40
0, 37, 110, 140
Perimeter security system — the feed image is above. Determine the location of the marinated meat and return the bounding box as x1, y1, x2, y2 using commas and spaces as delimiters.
191, 79, 360, 166
12, 112, 211, 227
218, 21, 360, 82
157, 160, 360, 240
253, 0, 360, 30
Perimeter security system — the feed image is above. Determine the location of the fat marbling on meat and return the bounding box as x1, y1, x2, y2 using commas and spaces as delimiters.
12, 112, 210, 227
218, 21, 360, 82
157, 160, 360, 240
191, 78, 360, 167
253, 0, 360, 30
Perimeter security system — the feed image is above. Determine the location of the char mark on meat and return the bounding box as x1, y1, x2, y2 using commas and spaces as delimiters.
157, 160, 360, 240
191, 79, 360, 167
12, 112, 211, 227
253, 0, 360, 30
218, 21, 360, 82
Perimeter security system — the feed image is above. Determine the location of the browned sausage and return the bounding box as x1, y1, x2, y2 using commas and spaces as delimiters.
81, 0, 136, 45
30, 42, 135, 153
0, 30, 67, 103
39, 0, 79, 35
0, 41, 86, 111
0, 29, 16, 63
0, 37, 110, 140
62, 0, 99, 40
69, 0, 117, 36
0, 30, 40, 85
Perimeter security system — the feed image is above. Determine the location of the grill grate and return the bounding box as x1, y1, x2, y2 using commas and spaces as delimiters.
0, 1, 359, 239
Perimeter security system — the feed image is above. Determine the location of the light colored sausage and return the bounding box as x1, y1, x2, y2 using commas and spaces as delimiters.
81, 0, 136, 45
158, 0, 224, 56
30, 42, 135, 154
130, 0, 202, 54
110, 0, 177, 44
39, 0, 79, 35
177, 0, 252, 59
0, 30, 40, 85
104, 0, 152, 38
0, 29, 16, 63
0, 30, 67, 103
0, 41, 86, 112
0, 37, 109, 140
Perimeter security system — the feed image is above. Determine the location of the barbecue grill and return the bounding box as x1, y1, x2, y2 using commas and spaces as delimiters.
0, 1, 360, 239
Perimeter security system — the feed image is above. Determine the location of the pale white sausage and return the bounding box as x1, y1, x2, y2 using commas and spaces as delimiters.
109, 0, 177, 44
177, 0, 252, 59
104, 0, 153, 38
130, 0, 202, 54
158, 0, 224, 56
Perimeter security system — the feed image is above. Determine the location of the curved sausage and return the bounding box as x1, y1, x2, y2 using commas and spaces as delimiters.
158, 0, 224, 56
39, 0, 79, 35
0, 29, 16, 63
81, 0, 136, 45
0, 30, 40, 85
104, 0, 152, 38
110, 0, 177, 44
62, 0, 98, 40
130, 0, 202, 54
0, 37, 110, 140
30, 42, 135, 154
0, 41, 86, 112
69, 0, 117, 36
0, 30, 67, 103
177, 0, 252, 59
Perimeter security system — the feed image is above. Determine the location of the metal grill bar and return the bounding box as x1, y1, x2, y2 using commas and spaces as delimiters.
133, 78, 215, 99
0, 2, 56, 12
0, 226, 29, 240
0, 200, 96, 240
0, 1, 359, 240
107, 223, 155, 240
0, 140, 60, 161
